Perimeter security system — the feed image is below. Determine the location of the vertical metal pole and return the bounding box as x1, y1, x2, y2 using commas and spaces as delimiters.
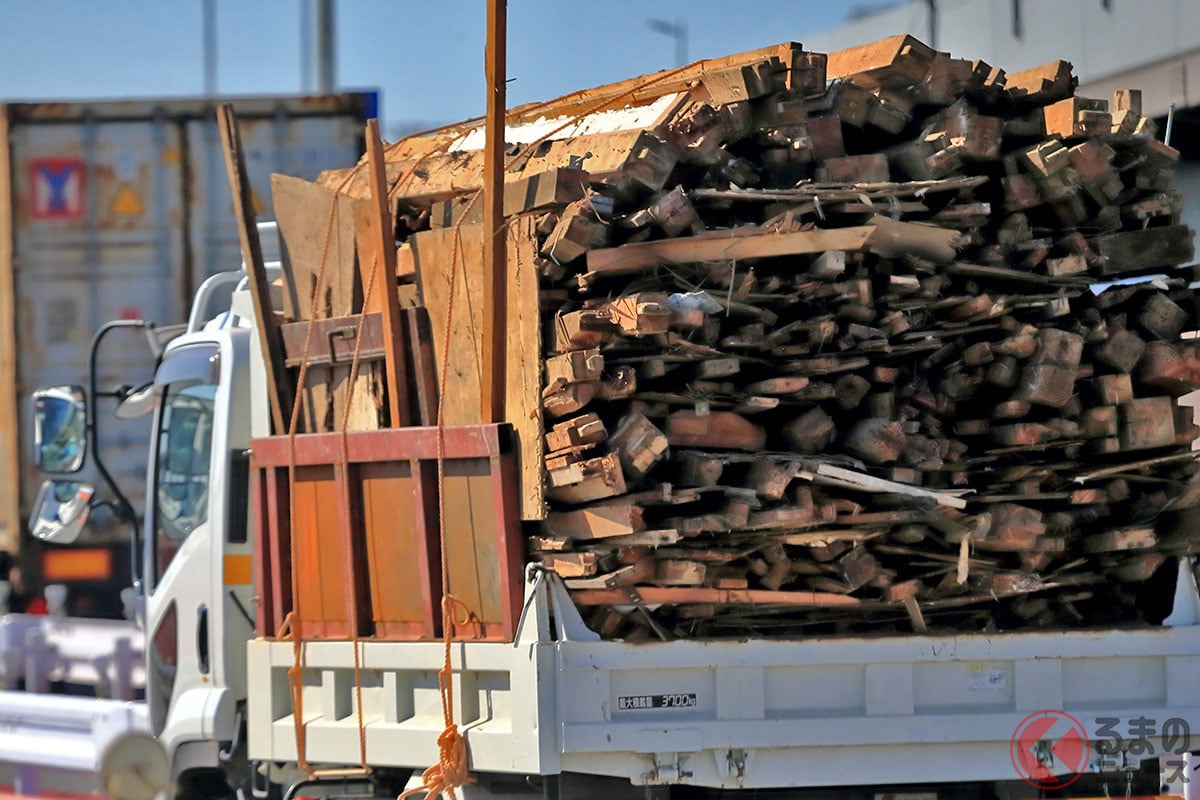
482, 0, 507, 424
203, 0, 218, 95
675, 18, 688, 67
926, 0, 938, 50
300, 0, 312, 92
313, 0, 336, 94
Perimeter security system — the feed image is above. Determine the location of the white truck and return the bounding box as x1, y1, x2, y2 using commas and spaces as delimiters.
24, 220, 1200, 800
21, 26, 1200, 799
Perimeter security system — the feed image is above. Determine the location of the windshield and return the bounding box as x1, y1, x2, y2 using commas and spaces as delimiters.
151, 353, 219, 589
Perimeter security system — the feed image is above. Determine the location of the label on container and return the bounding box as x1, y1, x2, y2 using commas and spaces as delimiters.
968, 665, 1007, 691
617, 693, 698, 711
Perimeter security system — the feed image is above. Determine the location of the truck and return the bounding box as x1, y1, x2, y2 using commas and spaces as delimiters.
0, 93, 376, 614
23, 34, 1200, 800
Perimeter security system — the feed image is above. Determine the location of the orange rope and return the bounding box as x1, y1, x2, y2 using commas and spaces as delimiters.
391, 62, 705, 800
238, 55, 710, 799
337, 245, 381, 773
399, 208, 475, 800
280, 189, 341, 776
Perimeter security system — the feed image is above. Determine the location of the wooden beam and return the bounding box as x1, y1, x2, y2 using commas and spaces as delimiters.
483, 0, 508, 424
364, 119, 411, 427
216, 104, 293, 435
582, 225, 877, 285
568, 586, 863, 607
0, 105, 17, 552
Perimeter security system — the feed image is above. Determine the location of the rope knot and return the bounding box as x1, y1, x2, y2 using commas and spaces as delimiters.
396, 723, 473, 800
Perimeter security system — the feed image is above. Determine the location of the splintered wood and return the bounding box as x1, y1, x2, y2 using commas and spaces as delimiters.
308, 35, 1200, 640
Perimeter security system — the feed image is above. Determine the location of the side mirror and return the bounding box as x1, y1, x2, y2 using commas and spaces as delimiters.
28, 480, 95, 544
31, 386, 87, 473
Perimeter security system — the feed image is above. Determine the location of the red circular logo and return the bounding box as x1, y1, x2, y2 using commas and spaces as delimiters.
1010, 710, 1091, 789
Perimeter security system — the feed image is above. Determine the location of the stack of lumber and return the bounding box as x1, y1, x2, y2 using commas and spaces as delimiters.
306, 36, 1200, 639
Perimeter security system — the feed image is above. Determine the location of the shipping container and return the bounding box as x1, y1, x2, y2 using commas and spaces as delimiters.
0, 93, 375, 561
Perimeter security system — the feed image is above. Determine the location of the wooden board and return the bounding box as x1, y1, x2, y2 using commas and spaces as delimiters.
362, 118, 411, 428
569, 586, 862, 606
506, 216, 546, 519
583, 225, 877, 283
318, 42, 808, 192
826, 34, 936, 89
271, 173, 380, 432
412, 216, 545, 519
218, 106, 293, 436
0, 107, 16, 552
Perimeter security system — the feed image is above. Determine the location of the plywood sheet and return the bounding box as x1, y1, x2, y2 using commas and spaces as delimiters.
412, 216, 544, 519
271, 174, 381, 432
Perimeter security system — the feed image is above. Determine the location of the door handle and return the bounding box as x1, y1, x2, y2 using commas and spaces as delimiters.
196, 604, 209, 675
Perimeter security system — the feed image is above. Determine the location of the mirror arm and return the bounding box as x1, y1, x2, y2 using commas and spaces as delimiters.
89, 320, 155, 582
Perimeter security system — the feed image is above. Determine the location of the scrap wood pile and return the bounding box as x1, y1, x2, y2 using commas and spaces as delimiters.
308, 35, 1200, 640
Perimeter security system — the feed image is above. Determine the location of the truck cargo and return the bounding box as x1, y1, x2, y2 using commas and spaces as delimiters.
0, 93, 375, 610
26, 25, 1200, 800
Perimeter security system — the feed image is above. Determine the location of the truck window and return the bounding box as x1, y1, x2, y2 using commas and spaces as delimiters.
152, 382, 216, 587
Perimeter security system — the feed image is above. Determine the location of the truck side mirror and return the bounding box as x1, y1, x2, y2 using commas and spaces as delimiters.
28, 479, 95, 544
31, 386, 87, 473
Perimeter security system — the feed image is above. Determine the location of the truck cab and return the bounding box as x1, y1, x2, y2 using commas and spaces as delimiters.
31, 253, 267, 795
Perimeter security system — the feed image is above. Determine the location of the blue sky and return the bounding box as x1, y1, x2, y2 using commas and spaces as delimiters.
0, 1, 900, 136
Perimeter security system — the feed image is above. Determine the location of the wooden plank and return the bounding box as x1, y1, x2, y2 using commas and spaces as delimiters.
545, 452, 626, 504
0, 105, 18, 552
825, 34, 936, 89
505, 216, 546, 519
665, 411, 766, 451
429, 167, 589, 228
564, 559, 655, 589
270, 174, 359, 322
582, 225, 877, 284
412, 217, 544, 517
546, 413, 606, 452
544, 501, 646, 540
1005, 60, 1076, 107
364, 119, 412, 428
540, 552, 598, 578
403, 307, 440, 426
567, 586, 863, 606
1042, 97, 1111, 139
272, 174, 369, 432
1119, 396, 1176, 450
1093, 225, 1194, 275
545, 349, 604, 387
495, 42, 804, 126
608, 412, 669, 480
1138, 341, 1200, 395
217, 105, 292, 435
656, 560, 708, 587
811, 463, 969, 509
279, 314, 386, 368
1081, 527, 1157, 554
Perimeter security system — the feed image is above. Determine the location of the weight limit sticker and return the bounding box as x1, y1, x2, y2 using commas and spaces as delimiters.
617, 693, 698, 711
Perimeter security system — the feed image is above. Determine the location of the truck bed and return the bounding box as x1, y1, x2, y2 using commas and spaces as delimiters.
246, 568, 1200, 790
